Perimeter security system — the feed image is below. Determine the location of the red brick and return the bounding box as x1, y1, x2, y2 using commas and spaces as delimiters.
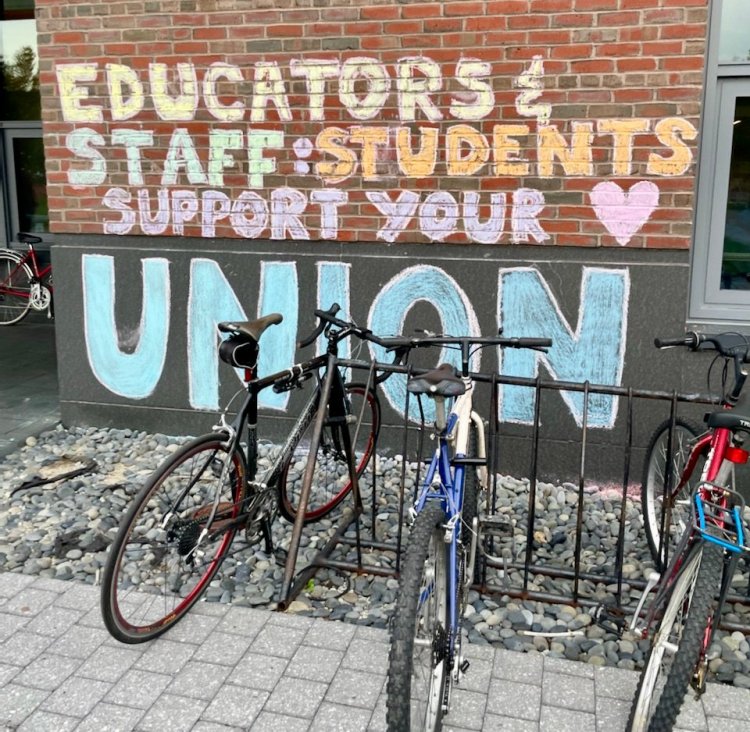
442, 32, 483, 47
360, 36, 401, 50
661, 56, 705, 71
551, 43, 593, 59
527, 30, 572, 45
267, 24, 304, 38
402, 4, 440, 19
574, 0, 617, 8
661, 23, 707, 40
619, 26, 659, 43
309, 23, 343, 36
486, 1, 528, 14
508, 14, 549, 29
342, 21, 382, 35
596, 42, 642, 57
445, 2, 485, 16
425, 18, 463, 32
616, 58, 658, 72
554, 13, 594, 28
531, 0, 572, 10
361, 5, 400, 21
599, 11, 640, 25
383, 20, 423, 35
194, 27, 227, 40
466, 15, 506, 31
643, 41, 684, 55
643, 8, 684, 23
612, 88, 653, 102
660, 87, 702, 101
571, 58, 615, 73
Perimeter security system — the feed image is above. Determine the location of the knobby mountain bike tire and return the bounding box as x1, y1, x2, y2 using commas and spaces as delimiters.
627, 541, 723, 732
278, 382, 380, 524
0, 251, 33, 325
642, 419, 704, 568
101, 433, 247, 643
387, 502, 449, 732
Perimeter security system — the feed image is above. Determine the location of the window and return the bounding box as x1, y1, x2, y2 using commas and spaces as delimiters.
0, 0, 47, 245
690, 1, 750, 326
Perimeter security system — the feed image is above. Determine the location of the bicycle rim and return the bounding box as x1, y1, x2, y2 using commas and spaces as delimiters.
642, 420, 703, 567
628, 542, 723, 731
101, 435, 246, 642
0, 253, 32, 325
279, 383, 379, 523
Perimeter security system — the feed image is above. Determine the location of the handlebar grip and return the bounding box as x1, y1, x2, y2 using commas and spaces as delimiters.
298, 303, 341, 348
654, 333, 699, 349
513, 338, 553, 348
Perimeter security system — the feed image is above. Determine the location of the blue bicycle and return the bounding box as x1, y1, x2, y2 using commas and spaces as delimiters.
383, 332, 551, 731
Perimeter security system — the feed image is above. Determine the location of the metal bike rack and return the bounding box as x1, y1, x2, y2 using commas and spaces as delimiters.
274, 358, 750, 634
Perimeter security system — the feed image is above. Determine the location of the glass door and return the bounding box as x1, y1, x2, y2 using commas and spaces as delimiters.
0, 0, 45, 248
4, 127, 47, 235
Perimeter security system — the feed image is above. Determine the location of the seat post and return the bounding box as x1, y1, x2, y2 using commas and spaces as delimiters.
434, 396, 447, 431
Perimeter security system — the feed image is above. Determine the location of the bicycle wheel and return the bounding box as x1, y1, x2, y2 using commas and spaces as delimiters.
278, 382, 380, 524
0, 252, 32, 325
387, 502, 449, 732
101, 433, 247, 643
642, 419, 704, 567
627, 541, 723, 732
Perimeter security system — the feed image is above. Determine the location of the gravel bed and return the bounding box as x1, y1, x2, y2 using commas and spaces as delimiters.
1, 424, 749, 688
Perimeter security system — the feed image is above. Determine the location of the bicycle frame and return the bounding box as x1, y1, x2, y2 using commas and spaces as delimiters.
638, 423, 746, 646
210, 351, 332, 525
22, 244, 51, 282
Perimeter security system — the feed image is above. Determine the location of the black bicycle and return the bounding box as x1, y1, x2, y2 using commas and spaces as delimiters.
101, 304, 391, 643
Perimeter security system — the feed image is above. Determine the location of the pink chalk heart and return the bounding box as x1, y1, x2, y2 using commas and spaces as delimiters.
590, 181, 659, 246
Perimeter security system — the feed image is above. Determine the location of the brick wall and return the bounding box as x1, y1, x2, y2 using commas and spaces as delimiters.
35, 0, 708, 248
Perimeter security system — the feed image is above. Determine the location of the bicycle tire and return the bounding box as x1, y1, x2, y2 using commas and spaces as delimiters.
627, 541, 723, 732
642, 419, 704, 567
101, 433, 247, 643
278, 382, 380, 524
0, 252, 32, 325
387, 502, 449, 732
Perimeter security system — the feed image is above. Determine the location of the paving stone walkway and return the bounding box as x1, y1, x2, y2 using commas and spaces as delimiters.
1, 572, 749, 731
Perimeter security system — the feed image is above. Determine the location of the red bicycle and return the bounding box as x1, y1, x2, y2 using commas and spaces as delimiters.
627, 332, 750, 730
0, 232, 53, 325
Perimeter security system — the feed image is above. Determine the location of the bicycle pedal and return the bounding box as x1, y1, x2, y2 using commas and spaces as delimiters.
459, 659, 470, 674
593, 603, 627, 637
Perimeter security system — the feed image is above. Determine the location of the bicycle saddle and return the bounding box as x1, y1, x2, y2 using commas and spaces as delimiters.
705, 394, 750, 433
17, 232, 42, 245
407, 363, 466, 397
218, 313, 283, 342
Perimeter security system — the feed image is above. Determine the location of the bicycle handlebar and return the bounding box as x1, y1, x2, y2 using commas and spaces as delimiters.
297, 303, 342, 348
654, 331, 750, 361
377, 334, 552, 351
655, 331, 750, 404
300, 305, 552, 353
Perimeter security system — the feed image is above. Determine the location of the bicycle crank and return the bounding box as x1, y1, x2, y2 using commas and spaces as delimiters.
30, 283, 52, 311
